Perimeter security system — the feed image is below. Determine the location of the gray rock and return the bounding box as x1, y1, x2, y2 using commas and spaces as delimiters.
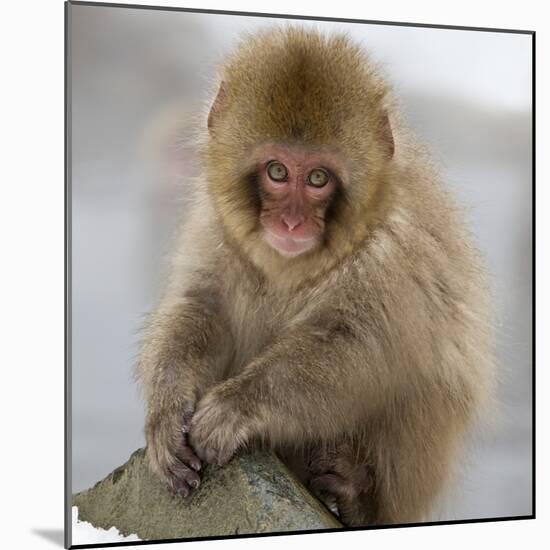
73, 448, 342, 541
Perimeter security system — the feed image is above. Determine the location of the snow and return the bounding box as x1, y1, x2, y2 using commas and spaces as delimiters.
71, 506, 141, 545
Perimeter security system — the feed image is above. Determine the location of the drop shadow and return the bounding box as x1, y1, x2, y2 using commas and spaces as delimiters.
33, 529, 65, 547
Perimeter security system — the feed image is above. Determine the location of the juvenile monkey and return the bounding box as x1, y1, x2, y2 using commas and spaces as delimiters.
137, 28, 495, 526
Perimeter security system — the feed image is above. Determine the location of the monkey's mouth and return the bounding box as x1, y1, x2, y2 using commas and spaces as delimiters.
263, 230, 317, 258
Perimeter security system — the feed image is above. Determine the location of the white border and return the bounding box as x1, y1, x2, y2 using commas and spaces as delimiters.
1, 1, 543, 549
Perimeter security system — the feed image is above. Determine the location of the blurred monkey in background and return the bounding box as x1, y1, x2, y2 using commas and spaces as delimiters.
137, 28, 495, 526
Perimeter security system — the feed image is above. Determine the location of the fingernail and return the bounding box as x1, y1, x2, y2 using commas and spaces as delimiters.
179, 487, 189, 497
191, 461, 201, 471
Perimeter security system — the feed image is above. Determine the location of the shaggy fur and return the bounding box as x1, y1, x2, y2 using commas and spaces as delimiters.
137, 28, 495, 526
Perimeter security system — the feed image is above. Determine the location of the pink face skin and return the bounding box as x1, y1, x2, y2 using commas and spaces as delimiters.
253, 144, 344, 257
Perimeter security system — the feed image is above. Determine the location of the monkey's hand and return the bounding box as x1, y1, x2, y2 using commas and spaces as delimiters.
189, 384, 253, 466
145, 403, 203, 497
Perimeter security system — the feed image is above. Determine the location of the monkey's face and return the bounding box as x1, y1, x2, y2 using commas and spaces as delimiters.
204, 29, 394, 276
253, 144, 344, 257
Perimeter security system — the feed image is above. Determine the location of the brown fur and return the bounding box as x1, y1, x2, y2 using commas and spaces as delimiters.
136, 28, 495, 526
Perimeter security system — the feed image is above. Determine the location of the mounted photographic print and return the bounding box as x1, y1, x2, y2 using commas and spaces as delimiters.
65, 1, 534, 547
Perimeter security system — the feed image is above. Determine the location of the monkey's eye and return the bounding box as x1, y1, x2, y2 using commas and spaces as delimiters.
308, 168, 329, 188
267, 161, 288, 182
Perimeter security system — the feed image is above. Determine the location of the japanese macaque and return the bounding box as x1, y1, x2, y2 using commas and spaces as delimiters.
137, 28, 495, 526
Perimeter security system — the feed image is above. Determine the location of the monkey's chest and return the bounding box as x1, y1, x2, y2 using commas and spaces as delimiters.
225, 289, 295, 376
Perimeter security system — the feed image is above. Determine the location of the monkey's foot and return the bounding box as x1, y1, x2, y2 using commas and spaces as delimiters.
309, 472, 357, 503
309, 472, 375, 527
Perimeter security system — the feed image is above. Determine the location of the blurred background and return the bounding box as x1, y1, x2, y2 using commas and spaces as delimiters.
68, 3, 533, 521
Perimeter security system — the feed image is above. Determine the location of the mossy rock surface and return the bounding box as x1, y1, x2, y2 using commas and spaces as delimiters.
73, 448, 341, 541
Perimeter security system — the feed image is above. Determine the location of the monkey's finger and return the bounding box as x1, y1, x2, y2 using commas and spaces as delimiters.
188, 431, 206, 460
215, 449, 233, 467
204, 447, 217, 464
172, 477, 192, 498
210, 446, 235, 466
181, 405, 195, 434
169, 460, 201, 490
195, 446, 223, 466
176, 443, 202, 472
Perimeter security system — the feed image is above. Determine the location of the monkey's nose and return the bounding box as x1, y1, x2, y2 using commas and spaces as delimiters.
281, 214, 303, 231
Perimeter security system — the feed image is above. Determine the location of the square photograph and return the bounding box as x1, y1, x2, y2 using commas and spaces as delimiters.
66, 2, 534, 547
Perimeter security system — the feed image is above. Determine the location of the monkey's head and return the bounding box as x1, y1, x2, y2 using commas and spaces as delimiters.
204, 28, 394, 281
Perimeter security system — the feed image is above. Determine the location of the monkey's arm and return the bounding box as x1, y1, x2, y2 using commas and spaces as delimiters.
138, 279, 233, 494
138, 284, 232, 410
189, 313, 402, 465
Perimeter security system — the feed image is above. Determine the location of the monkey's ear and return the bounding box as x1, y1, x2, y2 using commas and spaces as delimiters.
208, 81, 228, 133
380, 111, 395, 158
